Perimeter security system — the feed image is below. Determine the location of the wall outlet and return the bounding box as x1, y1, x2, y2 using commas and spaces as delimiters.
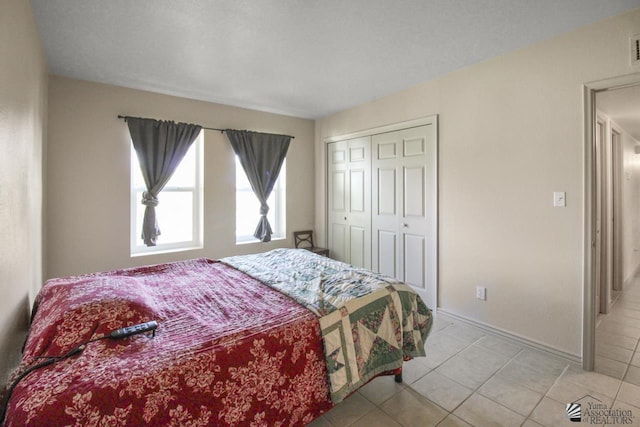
476, 286, 486, 301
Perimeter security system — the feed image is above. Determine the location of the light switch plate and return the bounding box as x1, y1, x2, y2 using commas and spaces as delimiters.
554, 192, 566, 207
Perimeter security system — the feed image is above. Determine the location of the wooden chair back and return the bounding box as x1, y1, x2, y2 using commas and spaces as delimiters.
294, 230, 315, 248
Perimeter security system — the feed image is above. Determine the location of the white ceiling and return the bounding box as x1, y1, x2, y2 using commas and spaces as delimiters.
31, 0, 640, 119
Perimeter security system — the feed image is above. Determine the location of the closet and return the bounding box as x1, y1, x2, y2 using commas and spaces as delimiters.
326, 118, 437, 307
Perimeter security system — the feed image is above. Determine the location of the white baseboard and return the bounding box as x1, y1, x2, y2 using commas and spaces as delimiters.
436, 308, 582, 365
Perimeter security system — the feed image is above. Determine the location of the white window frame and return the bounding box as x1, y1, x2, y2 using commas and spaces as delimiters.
235, 157, 286, 244
130, 133, 204, 256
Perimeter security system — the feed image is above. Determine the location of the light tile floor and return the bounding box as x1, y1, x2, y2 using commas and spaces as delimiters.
595, 278, 640, 386
309, 307, 640, 426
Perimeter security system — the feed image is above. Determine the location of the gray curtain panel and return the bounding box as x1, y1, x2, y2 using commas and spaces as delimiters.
127, 117, 202, 246
226, 130, 291, 242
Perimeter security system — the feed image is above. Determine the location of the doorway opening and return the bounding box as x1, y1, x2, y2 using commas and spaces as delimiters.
584, 74, 640, 382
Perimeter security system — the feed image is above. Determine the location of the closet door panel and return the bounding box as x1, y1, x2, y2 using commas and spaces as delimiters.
332, 171, 347, 211
404, 233, 426, 289
327, 137, 371, 268
350, 225, 366, 268
400, 126, 436, 303
350, 145, 366, 162
403, 125, 437, 307
346, 137, 371, 269
403, 166, 425, 218
377, 229, 397, 278
378, 142, 397, 159
328, 141, 349, 263
403, 135, 425, 157
331, 223, 348, 263
377, 168, 396, 215
372, 135, 400, 274
350, 169, 365, 213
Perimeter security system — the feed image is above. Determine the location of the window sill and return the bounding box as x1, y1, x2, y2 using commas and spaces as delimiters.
235, 236, 285, 246
131, 245, 203, 257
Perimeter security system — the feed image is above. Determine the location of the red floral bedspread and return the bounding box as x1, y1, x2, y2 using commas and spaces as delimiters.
3, 259, 332, 426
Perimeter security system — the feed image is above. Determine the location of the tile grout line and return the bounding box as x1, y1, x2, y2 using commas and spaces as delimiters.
426, 322, 487, 425
442, 346, 527, 423
595, 291, 640, 382
516, 356, 571, 425
428, 330, 569, 424
378, 323, 492, 425
476, 348, 536, 417
416, 333, 486, 422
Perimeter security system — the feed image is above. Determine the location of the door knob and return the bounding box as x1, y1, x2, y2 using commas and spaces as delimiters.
402, 223, 408, 228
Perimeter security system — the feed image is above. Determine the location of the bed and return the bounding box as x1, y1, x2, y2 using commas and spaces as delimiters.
2, 248, 432, 426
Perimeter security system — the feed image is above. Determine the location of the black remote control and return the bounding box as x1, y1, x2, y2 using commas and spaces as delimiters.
109, 320, 158, 339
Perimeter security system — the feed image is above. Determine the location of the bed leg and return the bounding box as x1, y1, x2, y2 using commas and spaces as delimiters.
394, 372, 403, 383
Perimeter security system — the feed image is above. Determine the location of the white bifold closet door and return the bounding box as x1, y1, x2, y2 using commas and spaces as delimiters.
327, 136, 372, 269
372, 125, 437, 308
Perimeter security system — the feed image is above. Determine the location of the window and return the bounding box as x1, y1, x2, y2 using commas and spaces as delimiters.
131, 132, 203, 255
236, 156, 286, 243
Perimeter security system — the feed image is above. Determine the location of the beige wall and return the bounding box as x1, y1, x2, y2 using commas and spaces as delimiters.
0, 0, 47, 383
316, 9, 640, 357
46, 77, 315, 278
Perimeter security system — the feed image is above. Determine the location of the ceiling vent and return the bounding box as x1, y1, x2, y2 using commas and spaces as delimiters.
631, 35, 640, 66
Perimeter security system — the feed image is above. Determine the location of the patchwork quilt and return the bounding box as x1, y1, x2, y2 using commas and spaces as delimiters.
223, 248, 433, 403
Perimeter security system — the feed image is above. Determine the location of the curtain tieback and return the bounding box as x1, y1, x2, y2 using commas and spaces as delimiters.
260, 204, 269, 216
141, 192, 159, 208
